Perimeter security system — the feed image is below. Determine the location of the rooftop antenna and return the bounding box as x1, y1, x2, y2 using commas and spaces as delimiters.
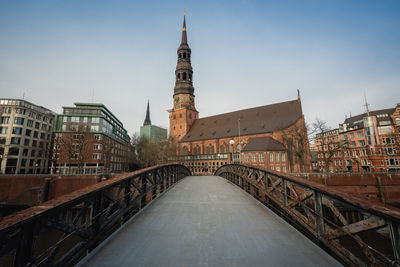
22, 92, 25, 100
364, 91, 370, 116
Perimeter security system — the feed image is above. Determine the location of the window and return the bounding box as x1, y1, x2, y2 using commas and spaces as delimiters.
350, 133, 354, 138
259, 153, 264, 162
14, 117, 24, 125
11, 137, 21, 144
93, 144, 102, 150
91, 125, 99, 131
33, 131, 38, 138
25, 129, 31, 136
275, 152, 280, 162
94, 134, 102, 140
358, 140, 365, 146
244, 154, 249, 162
0, 117, 10, 124
41, 124, 47, 131
281, 153, 286, 162
32, 140, 37, 147
12, 127, 22, 135
71, 117, 79, 122
252, 153, 256, 162
269, 152, 274, 162
357, 131, 364, 137
35, 122, 40, 129
92, 153, 101, 160
0, 126, 7, 134
92, 117, 100, 123
40, 133, 45, 139
220, 145, 225, 153
183, 72, 187, 80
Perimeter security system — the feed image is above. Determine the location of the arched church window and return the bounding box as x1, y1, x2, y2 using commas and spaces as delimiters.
182, 146, 188, 155
179, 53, 182, 59
220, 145, 225, 153
211, 145, 215, 154
177, 73, 180, 80
183, 72, 187, 80
183, 53, 186, 59
206, 146, 210, 154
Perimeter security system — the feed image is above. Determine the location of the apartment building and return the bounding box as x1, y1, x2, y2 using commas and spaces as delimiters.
0, 99, 55, 174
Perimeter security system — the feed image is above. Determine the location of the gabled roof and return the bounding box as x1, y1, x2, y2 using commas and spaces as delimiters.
180, 99, 303, 142
242, 136, 286, 152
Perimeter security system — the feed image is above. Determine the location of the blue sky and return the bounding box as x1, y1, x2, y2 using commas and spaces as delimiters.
1, 0, 399, 135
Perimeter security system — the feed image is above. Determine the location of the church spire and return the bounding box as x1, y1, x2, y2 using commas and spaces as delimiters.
181, 12, 187, 44
143, 100, 151, 126
174, 12, 194, 97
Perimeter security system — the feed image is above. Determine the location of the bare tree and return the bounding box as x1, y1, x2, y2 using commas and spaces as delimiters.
55, 126, 90, 174
313, 118, 346, 172
282, 121, 312, 173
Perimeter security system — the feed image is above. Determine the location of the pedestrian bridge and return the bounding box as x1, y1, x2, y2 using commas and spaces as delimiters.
1, 163, 400, 266
79, 175, 339, 266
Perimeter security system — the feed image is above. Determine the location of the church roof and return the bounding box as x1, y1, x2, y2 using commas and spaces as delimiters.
180, 99, 303, 142
242, 136, 286, 152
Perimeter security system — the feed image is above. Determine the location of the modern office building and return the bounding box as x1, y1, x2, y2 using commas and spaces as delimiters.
52, 103, 130, 175
0, 98, 55, 174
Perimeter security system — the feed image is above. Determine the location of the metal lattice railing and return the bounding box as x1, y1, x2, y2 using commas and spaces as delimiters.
0, 164, 191, 267
215, 164, 400, 267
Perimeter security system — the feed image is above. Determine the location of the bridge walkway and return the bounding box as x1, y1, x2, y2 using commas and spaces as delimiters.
80, 176, 341, 266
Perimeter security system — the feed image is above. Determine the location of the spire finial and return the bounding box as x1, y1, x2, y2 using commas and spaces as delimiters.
183, 10, 187, 32
143, 100, 151, 126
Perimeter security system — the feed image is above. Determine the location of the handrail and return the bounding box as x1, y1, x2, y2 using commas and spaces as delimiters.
0, 164, 191, 267
215, 163, 400, 266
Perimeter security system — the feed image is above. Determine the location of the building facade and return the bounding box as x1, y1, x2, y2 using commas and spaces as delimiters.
52, 103, 130, 175
140, 101, 167, 142
169, 16, 311, 175
0, 99, 55, 174
314, 104, 400, 172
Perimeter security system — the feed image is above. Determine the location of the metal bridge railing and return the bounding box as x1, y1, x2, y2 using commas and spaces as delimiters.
215, 163, 400, 267
0, 164, 191, 267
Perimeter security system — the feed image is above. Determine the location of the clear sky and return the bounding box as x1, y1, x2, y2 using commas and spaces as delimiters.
1, 0, 399, 136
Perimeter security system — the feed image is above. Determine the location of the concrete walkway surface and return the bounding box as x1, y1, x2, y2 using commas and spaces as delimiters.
80, 176, 341, 267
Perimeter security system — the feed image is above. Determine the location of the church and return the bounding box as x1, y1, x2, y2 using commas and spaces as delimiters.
169, 15, 311, 175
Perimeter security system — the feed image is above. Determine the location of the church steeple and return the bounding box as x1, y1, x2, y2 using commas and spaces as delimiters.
143, 100, 151, 126
174, 13, 194, 97
169, 12, 199, 142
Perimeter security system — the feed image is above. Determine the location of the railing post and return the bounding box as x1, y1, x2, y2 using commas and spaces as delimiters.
389, 221, 400, 262
141, 173, 147, 208
282, 178, 287, 207
314, 191, 325, 237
